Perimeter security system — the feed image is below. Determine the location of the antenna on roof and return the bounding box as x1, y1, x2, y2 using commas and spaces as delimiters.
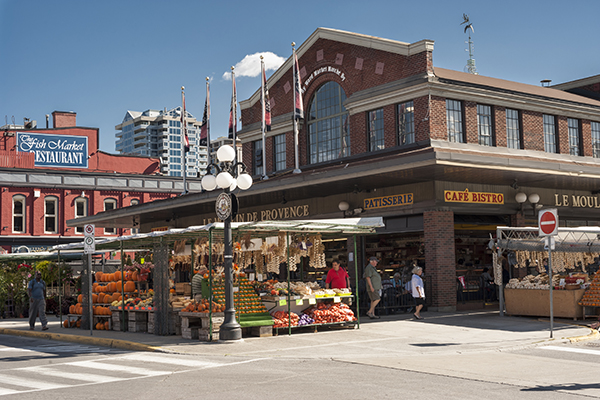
461, 13, 478, 75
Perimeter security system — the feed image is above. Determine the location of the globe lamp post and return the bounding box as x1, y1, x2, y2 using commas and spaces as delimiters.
201, 144, 253, 340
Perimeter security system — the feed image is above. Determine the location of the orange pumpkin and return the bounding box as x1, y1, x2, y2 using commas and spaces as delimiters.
63, 319, 69, 328
95, 322, 103, 330
76, 320, 81, 328
77, 294, 83, 303
132, 270, 139, 281
91, 294, 98, 303
114, 270, 121, 280
124, 281, 135, 292
69, 305, 75, 314
104, 321, 109, 330
96, 271, 103, 281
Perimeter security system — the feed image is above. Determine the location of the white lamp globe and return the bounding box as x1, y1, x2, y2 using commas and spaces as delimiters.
201, 174, 217, 191
338, 201, 350, 211
216, 171, 234, 189
237, 173, 253, 190
217, 145, 235, 162
229, 178, 237, 191
515, 192, 527, 204
528, 193, 540, 204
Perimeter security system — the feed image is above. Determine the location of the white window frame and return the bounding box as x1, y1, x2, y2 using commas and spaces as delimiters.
74, 197, 88, 234
12, 195, 26, 233
44, 196, 58, 234
130, 199, 139, 234
104, 198, 117, 235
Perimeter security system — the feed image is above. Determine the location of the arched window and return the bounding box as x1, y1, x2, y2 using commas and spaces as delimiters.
130, 199, 139, 234
307, 81, 350, 164
12, 195, 26, 233
44, 196, 58, 233
104, 198, 117, 235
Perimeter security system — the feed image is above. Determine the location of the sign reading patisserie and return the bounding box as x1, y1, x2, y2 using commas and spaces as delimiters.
444, 189, 504, 204
363, 193, 413, 210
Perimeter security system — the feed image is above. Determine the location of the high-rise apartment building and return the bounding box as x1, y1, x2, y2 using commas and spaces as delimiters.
115, 107, 207, 177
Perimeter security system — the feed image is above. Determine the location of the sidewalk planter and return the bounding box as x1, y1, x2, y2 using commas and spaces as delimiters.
504, 288, 585, 320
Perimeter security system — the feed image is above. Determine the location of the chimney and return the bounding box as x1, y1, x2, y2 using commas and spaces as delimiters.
52, 111, 77, 128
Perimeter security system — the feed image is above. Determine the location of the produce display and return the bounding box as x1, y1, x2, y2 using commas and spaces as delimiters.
181, 298, 225, 313
303, 302, 356, 324
506, 274, 561, 290
272, 311, 300, 328
579, 270, 600, 307
212, 278, 269, 315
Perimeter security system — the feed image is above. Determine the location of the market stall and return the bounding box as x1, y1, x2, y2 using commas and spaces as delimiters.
495, 226, 600, 320
53, 217, 383, 340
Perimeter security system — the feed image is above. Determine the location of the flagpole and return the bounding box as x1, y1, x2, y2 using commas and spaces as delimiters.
205, 77, 211, 167
292, 42, 302, 174
261, 56, 268, 180
181, 86, 188, 195
231, 66, 237, 168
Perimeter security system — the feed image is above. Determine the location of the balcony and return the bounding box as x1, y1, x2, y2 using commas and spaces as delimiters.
133, 123, 149, 133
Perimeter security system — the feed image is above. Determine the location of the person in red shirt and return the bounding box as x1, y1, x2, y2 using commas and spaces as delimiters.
325, 260, 350, 289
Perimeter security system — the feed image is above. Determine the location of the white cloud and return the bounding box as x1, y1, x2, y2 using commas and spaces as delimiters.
223, 52, 286, 80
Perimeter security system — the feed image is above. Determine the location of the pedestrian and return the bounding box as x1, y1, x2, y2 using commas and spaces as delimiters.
363, 256, 382, 319
326, 260, 350, 289
411, 266, 425, 320
27, 270, 48, 330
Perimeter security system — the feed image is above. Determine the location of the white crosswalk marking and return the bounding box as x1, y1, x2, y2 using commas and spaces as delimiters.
68, 360, 170, 376
118, 353, 220, 368
541, 345, 600, 356
0, 352, 263, 396
20, 366, 122, 383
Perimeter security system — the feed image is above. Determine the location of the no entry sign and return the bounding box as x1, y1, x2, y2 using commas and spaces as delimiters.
538, 209, 558, 236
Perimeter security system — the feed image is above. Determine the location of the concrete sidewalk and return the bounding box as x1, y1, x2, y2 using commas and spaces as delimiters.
1, 310, 597, 359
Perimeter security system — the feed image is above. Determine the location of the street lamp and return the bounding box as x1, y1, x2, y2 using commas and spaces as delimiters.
201, 144, 253, 340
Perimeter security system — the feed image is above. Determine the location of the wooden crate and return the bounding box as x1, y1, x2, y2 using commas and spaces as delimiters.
128, 321, 147, 333
250, 325, 273, 337
182, 327, 199, 340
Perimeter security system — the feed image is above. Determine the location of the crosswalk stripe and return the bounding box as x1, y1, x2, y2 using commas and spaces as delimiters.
0, 374, 66, 390
68, 360, 170, 376
541, 345, 600, 356
119, 353, 220, 368
0, 389, 20, 396
20, 366, 120, 383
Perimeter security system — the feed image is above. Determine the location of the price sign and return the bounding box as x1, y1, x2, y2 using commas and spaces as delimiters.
309, 298, 316, 305
333, 297, 341, 303
295, 299, 303, 306
249, 273, 255, 281
278, 299, 287, 306
256, 274, 263, 282
233, 287, 239, 293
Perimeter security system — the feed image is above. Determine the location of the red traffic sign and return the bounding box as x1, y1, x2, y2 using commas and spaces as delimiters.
539, 209, 558, 236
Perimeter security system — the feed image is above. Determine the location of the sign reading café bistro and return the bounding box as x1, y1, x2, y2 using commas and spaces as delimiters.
17, 132, 88, 168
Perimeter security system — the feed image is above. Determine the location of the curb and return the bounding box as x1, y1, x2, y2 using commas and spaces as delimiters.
567, 328, 600, 343
0, 328, 162, 352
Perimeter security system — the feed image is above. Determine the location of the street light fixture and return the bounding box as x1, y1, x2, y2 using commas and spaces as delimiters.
201, 144, 253, 340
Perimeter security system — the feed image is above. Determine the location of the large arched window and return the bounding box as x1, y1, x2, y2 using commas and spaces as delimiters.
307, 81, 350, 164
12, 195, 26, 233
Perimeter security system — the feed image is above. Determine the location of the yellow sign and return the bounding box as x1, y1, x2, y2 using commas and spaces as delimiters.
151, 226, 169, 232
363, 193, 413, 210
444, 189, 504, 204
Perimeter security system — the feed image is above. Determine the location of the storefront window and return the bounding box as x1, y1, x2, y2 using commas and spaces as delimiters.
397, 101, 414, 146
253, 140, 263, 176
307, 81, 350, 163
477, 105, 493, 146
568, 118, 581, 156
368, 108, 384, 151
592, 121, 600, 158
543, 114, 557, 153
75, 197, 87, 234
130, 199, 139, 234
446, 100, 464, 143
506, 108, 521, 149
273, 134, 286, 171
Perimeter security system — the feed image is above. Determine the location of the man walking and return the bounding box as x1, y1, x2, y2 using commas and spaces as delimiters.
27, 271, 48, 330
363, 256, 382, 319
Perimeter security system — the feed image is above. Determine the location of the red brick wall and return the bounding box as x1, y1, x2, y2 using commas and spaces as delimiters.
428, 96, 447, 140
52, 111, 77, 128
423, 210, 456, 310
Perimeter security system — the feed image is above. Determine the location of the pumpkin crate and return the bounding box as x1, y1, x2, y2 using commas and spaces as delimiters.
128, 321, 147, 333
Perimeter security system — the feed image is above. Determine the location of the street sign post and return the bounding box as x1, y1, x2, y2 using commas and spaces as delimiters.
84, 224, 95, 254
538, 209, 558, 338
83, 224, 94, 336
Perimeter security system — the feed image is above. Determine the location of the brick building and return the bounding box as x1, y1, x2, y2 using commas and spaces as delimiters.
72, 28, 600, 311
0, 110, 192, 253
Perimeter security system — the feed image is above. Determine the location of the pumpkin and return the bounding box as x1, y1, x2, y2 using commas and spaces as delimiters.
63, 319, 69, 328
124, 281, 135, 292
104, 321, 109, 330
77, 294, 83, 303
116, 280, 123, 291
70, 320, 76, 327
132, 270, 139, 281
114, 270, 121, 280
76, 320, 81, 328
92, 282, 98, 288
95, 322, 103, 330
96, 271, 103, 281
92, 294, 98, 304
69, 305, 75, 314
98, 293, 105, 303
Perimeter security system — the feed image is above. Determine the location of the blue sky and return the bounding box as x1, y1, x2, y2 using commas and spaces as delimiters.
1, 0, 599, 152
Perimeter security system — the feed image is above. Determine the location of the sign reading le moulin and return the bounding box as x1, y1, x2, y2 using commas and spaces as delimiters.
17, 132, 88, 168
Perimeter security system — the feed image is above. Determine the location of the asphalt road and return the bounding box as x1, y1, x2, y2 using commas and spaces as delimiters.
2, 335, 600, 399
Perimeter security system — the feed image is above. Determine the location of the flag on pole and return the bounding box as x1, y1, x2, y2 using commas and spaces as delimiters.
228, 70, 237, 139
200, 84, 209, 146
261, 59, 271, 132
293, 48, 304, 120
181, 88, 190, 153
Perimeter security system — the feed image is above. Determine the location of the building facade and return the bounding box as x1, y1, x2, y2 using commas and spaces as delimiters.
73, 28, 600, 311
0, 111, 195, 253
115, 107, 208, 177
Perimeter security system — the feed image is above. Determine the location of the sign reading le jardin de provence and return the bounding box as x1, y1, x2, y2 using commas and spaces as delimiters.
17, 132, 88, 168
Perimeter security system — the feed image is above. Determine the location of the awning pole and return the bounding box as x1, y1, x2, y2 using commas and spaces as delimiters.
354, 234, 360, 329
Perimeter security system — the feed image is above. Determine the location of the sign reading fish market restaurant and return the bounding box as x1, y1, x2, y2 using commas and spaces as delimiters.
17, 132, 88, 168
444, 189, 504, 204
